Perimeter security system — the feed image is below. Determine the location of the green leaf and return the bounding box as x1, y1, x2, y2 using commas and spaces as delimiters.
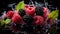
16, 1, 24, 11
52, 11, 58, 19
48, 10, 58, 19
5, 19, 11, 24
1, 19, 5, 26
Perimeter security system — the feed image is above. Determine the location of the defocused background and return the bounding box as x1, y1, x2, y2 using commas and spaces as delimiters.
0, 0, 58, 9
0, 0, 59, 34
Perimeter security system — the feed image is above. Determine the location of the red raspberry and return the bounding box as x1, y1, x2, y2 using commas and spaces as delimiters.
25, 4, 29, 10
34, 16, 44, 25
6, 10, 14, 18
25, 6, 35, 16
11, 13, 23, 24
43, 7, 49, 19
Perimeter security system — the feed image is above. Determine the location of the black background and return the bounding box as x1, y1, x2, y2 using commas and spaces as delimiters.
0, 0, 60, 34
0, 0, 58, 9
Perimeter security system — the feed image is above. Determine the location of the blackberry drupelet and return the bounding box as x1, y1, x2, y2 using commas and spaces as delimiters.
23, 15, 33, 25
35, 7, 44, 16
18, 9, 26, 17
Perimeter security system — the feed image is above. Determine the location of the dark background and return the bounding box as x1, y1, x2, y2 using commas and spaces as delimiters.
0, 0, 58, 9
0, 0, 60, 34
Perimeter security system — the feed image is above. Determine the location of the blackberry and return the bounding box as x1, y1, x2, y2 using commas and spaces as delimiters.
23, 15, 33, 25
35, 7, 44, 16
18, 9, 26, 17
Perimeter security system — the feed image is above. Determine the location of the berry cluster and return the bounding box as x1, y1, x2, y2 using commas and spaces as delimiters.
1, 1, 55, 33
4, 4, 50, 33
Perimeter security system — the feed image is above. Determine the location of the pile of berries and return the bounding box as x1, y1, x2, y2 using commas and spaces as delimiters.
4, 4, 50, 33
1, 2, 57, 34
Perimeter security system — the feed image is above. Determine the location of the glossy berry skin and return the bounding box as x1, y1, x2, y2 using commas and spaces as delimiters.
6, 10, 14, 18
25, 6, 35, 16
34, 16, 44, 25
11, 12, 23, 24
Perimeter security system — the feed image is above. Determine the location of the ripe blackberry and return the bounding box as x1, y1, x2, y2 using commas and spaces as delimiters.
23, 15, 33, 25
18, 9, 26, 17
35, 7, 44, 16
